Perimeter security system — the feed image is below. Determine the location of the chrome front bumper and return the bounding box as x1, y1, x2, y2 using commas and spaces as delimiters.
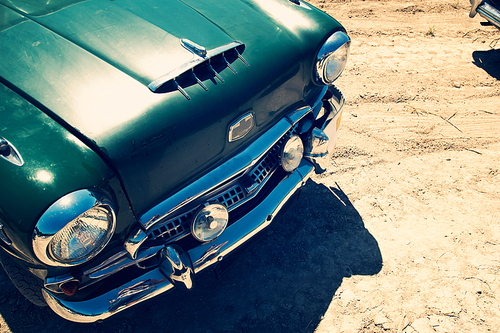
42, 160, 314, 323
470, 0, 500, 29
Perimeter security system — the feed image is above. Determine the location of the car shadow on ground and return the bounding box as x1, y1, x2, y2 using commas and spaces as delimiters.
472, 48, 500, 80
0, 180, 382, 333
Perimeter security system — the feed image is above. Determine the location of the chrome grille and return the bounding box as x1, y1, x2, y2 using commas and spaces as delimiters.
251, 124, 297, 184
214, 185, 245, 207
147, 124, 298, 243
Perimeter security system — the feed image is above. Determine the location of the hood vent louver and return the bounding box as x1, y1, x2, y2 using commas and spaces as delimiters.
148, 40, 249, 100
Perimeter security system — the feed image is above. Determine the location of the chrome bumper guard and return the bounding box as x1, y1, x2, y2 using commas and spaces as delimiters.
304, 85, 344, 170
41, 85, 345, 323
42, 161, 314, 323
471, 0, 500, 29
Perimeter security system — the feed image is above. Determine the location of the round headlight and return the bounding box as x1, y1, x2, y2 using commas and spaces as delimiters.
280, 135, 304, 172
191, 204, 228, 242
48, 205, 115, 264
32, 190, 116, 267
315, 31, 351, 85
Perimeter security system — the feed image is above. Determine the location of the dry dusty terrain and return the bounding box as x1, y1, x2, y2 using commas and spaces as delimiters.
0, 1, 499, 332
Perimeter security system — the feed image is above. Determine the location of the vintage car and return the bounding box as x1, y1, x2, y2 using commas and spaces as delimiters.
470, 0, 500, 29
0, 0, 350, 323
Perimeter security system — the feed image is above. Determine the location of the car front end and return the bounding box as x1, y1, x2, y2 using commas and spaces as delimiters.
0, 0, 350, 323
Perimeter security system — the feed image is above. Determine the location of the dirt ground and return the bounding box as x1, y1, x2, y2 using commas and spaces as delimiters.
1, 0, 499, 332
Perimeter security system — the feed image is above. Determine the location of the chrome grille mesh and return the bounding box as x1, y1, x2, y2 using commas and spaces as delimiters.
250, 124, 297, 184
147, 124, 298, 243
215, 185, 245, 207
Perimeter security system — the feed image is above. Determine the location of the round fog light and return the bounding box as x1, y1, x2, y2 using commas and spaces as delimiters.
192, 204, 229, 242
280, 135, 304, 172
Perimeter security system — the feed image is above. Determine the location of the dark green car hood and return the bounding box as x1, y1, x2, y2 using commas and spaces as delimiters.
0, 0, 342, 215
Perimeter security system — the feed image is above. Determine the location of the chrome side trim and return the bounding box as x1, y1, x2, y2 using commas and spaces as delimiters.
42, 160, 314, 323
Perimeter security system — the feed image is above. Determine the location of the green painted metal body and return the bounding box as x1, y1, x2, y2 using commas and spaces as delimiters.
0, 84, 137, 271
0, 0, 343, 267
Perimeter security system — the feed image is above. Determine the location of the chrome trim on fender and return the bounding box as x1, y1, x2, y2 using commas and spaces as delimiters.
42, 160, 315, 323
0, 137, 24, 167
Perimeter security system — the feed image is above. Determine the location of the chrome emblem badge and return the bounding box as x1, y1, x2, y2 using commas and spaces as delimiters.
229, 113, 254, 142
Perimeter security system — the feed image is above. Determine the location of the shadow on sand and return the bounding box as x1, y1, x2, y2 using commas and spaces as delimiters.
472, 48, 500, 80
0, 180, 382, 333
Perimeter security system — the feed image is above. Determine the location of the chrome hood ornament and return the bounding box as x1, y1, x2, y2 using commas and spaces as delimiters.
180, 39, 207, 58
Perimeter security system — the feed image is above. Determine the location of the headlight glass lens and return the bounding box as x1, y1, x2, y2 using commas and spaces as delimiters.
192, 204, 228, 242
280, 135, 304, 172
315, 31, 351, 85
48, 205, 115, 264
323, 42, 350, 83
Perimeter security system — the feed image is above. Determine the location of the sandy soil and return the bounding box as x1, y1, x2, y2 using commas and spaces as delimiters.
0, 1, 499, 332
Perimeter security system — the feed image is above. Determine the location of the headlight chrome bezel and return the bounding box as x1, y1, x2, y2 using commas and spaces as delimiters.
32, 189, 116, 267
314, 31, 351, 85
